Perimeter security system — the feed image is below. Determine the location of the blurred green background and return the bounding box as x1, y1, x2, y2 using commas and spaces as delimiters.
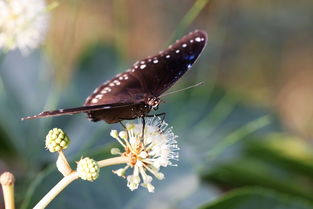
1, 0, 313, 208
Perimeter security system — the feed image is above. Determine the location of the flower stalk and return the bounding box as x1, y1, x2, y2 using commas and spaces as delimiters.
56, 151, 72, 176
98, 156, 130, 168
0, 172, 15, 209
33, 171, 79, 209
33, 155, 130, 209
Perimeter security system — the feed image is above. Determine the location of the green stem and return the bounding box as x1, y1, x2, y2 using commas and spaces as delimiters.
33, 156, 129, 209
170, 0, 212, 42
207, 115, 272, 159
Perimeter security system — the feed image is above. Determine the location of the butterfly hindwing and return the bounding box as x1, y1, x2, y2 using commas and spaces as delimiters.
21, 103, 131, 120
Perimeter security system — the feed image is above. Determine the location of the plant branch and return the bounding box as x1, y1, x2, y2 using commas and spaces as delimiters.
98, 156, 130, 168
33, 171, 79, 209
0, 172, 15, 209
33, 156, 130, 209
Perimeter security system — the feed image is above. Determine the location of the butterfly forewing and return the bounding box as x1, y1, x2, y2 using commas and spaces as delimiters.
131, 30, 207, 97
84, 30, 207, 107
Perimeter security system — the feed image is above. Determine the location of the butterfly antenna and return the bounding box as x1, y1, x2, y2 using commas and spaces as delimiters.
160, 81, 204, 98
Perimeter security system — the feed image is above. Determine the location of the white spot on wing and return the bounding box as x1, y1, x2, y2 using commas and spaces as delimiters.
93, 87, 100, 94
166, 55, 170, 58
195, 37, 201, 42
153, 59, 158, 64
113, 80, 121, 85
95, 94, 103, 99
182, 43, 187, 47
140, 64, 146, 69
91, 98, 98, 103
176, 50, 180, 53
190, 40, 194, 43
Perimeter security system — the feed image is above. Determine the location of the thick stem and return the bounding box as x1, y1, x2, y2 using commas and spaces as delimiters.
98, 156, 130, 168
56, 151, 72, 176
33, 171, 79, 209
0, 172, 15, 209
33, 156, 130, 209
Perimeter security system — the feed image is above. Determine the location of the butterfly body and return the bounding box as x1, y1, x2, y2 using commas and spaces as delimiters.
21, 30, 207, 123
87, 102, 150, 123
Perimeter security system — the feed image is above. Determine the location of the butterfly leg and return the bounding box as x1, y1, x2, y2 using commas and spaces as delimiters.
141, 117, 146, 139
146, 112, 166, 123
119, 121, 126, 129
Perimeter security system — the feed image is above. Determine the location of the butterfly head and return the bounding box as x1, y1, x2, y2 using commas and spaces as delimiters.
146, 97, 160, 109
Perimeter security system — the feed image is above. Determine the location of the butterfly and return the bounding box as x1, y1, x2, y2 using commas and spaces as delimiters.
21, 30, 207, 124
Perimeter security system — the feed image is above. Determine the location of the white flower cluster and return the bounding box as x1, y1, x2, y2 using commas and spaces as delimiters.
0, 0, 50, 54
111, 117, 179, 192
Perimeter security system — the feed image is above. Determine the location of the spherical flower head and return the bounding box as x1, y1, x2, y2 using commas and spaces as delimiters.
45, 128, 70, 152
77, 157, 100, 182
111, 117, 179, 192
0, 0, 50, 54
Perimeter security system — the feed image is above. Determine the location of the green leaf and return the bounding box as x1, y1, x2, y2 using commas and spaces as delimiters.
199, 187, 313, 209
201, 158, 313, 201
0, 122, 16, 157
246, 133, 313, 177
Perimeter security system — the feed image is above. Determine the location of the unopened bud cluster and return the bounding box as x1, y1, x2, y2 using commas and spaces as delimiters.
45, 128, 70, 152
77, 157, 100, 182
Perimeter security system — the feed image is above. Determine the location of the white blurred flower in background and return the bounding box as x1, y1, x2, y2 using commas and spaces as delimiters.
0, 0, 50, 54
111, 117, 179, 192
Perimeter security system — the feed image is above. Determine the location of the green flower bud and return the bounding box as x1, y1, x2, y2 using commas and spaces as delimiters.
119, 131, 128, 140
110, 130, 119, 139
110, 148, 121, 155
45, 128, 70, 152
77, 157, 100, 182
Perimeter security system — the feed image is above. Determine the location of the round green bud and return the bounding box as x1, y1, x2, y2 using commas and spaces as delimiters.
45, 128, 70, 152
119, 131, 128, 140
110, 148, 121, 155
77, 157, 100, 182
110, 130, 119, 139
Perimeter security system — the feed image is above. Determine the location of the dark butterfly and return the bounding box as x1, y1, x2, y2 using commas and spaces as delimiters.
21, 30, 207, 124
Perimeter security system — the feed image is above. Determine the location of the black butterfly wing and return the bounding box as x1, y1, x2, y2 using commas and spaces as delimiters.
83, 69, 150, 123
21, 103, 131, 120
22, 30, 207, 122
85, 30, 207, 106
84, 69, 146, 106
130, 30, 207, 97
